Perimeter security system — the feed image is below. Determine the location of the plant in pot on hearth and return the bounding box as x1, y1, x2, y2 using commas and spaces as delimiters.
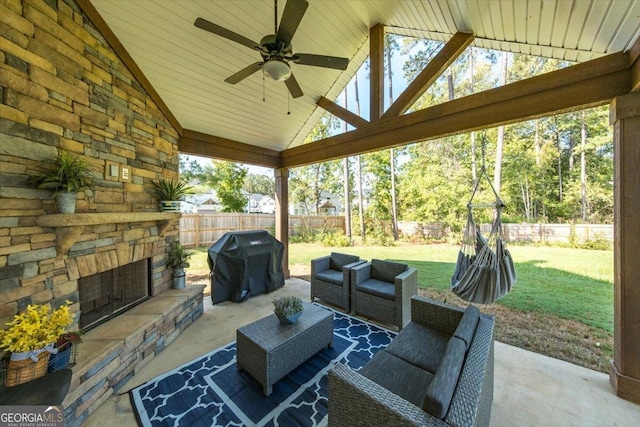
0, 301, 74, 386
28, 150, 94, 214
272, 296, 304, 325
166, 241, 192, 290
150, 177, 194, 212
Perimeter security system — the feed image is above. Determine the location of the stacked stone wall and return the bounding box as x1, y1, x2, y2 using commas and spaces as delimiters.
0, 0, 207, 422
0, 0, 182, 326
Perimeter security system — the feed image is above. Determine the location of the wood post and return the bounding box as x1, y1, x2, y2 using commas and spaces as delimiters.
369, 24, 385, 122
275, 168, 290, 279
609, 91, 640, 404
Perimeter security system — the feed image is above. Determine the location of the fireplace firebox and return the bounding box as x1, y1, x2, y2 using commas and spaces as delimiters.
78, 258, 152, 330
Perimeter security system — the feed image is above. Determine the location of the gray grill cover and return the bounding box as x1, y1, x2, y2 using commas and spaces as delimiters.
207, 230, 285, 304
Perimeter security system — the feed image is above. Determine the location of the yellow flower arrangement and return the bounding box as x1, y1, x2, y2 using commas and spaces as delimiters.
0, 302, 74, 353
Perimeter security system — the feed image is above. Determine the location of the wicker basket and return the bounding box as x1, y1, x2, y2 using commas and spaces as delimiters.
4, 351, 50, 387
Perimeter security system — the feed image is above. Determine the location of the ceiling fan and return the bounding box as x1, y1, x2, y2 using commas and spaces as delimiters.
194, 0, 349, 98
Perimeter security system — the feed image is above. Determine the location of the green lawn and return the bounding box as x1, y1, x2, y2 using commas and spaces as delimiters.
288, 243, 614, 333
188, 243, 614, 333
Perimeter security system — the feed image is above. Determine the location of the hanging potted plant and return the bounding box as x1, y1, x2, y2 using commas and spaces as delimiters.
0, 301, 74, 387
150, 177, 193, 212
166, 241, 192, 289
28, 150, 94, 214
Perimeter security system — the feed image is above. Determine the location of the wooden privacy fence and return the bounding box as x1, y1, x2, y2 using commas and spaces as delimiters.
396, 221, 613, 243
180, 214, 612, 248
180, 213, 345, 247
495, 223, 613, 243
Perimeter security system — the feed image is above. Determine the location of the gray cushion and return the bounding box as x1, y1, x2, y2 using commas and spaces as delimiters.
329, 252, 360, 271
315, 269, 344, 286
385, 321, 450, 373
422, 336, 466, 419
356, 278, 395, 301
361, 349, 434, 408
371, 259, 408, 283
453, 305, 480, 351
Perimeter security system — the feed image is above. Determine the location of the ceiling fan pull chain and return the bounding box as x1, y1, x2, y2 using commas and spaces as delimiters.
287, 90, 291, 115
263, 74, 266, 102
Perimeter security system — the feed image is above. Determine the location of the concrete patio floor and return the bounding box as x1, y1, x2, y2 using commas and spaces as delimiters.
85, 278, 640, 426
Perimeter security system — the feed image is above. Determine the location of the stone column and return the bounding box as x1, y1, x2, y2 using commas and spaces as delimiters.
274, 168, 290, 279
609, 92, 640, 404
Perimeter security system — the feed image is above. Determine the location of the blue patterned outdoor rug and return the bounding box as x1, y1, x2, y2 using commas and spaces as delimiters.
129, 305, 395, 427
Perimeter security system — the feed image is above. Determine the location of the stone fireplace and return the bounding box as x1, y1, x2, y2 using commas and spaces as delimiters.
78, 257, 151, 330
0, 0, 204, 425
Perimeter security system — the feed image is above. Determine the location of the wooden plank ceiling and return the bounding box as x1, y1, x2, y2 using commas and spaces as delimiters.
88, 0, 640, 166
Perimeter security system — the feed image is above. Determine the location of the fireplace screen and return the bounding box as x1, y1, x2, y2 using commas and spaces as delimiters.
79, 258, 151, 330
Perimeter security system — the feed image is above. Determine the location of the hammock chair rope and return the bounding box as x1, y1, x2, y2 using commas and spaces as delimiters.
451, 134, 516, 304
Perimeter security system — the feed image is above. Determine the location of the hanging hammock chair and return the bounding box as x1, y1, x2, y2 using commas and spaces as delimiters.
451, 147, 517, 304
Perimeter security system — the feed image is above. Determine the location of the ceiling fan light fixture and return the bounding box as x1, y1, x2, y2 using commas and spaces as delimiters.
262, 59, 291, 81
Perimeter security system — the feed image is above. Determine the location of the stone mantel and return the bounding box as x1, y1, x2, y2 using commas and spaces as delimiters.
36, 212, 181, 255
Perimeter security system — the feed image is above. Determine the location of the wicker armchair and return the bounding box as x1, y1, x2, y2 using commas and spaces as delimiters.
350, 259, 418, 330
311, 252, 363, 312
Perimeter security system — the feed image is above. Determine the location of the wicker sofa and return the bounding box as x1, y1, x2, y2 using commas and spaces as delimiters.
328, 296, 495, 427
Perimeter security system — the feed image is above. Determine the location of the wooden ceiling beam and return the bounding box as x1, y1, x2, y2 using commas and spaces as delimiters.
316, 96, 369, 128
76, 0, 183, 135
369, 24, 385, 122
382, 32, 474, 120
179, 129, 281, 169
627, 31, 640, 91
281, 52, 630, 168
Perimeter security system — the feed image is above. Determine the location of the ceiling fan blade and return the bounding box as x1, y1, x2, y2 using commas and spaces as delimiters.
276, 0, 309, 48
195, 18, 264, 52
291, 53, 349, 70
225, 62, 264, 84
285, 73, 304, 98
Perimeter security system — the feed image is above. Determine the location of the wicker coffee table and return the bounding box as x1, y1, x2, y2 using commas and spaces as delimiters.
236, 302, 334, 396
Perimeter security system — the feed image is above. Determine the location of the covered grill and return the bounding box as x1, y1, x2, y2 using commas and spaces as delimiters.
207, 230, 285, 304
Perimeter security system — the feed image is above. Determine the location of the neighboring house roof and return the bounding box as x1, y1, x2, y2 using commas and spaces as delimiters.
319, 199, 336, 208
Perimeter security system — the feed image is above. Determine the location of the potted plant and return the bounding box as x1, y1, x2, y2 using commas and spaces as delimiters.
0, 301, 74, 386
47, 330, 82, 373
272, 296, 304, 325
150, 177, 193, 212
28, 150, 94, 213
166, 241, 192, 289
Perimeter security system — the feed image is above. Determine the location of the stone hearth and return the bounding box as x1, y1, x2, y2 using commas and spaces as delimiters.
63, 285, 204, 427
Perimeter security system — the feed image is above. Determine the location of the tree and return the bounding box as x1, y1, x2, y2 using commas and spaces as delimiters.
205, 161, 248, 212
354, 73, 366, 241
493, 52, 508, 194
580, 110, 588, 221
341, 88, 352, 241
244, 173, 274, 195
179, 156, 204, 184
386, 34, 400, 240
290, 162, 341, 215
289, 113, 342, 215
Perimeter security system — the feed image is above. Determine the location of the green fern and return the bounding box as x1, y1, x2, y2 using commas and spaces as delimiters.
166, 241, 192, 269
28, 150, 94, 193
